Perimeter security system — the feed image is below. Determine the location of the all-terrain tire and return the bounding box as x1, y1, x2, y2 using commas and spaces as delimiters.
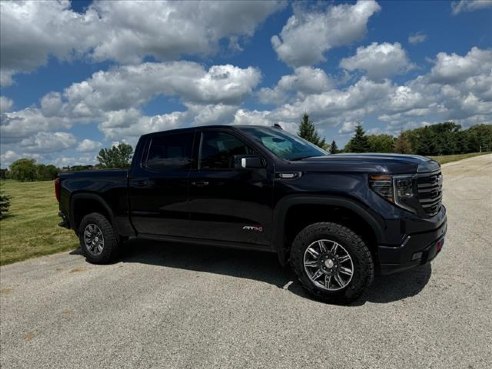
290, 222, 374, 304
78, 212, 119, 264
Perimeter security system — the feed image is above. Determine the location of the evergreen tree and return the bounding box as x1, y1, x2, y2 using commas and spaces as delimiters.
329, 140, 338, 154
0, 182, 10, 220
345, 124, 370, 152
298, 113, 326, 148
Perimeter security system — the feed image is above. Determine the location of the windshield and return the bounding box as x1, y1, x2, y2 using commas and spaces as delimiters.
239, 126, 327, 160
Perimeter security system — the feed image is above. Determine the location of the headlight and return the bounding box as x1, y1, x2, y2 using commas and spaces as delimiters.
369, 174, 417, 213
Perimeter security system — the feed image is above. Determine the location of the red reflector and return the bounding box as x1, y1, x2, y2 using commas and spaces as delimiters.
436, 239, 444, 253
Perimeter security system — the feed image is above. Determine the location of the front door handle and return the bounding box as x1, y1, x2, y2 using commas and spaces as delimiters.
191, 181, 209, 187
132, 179, 151, 188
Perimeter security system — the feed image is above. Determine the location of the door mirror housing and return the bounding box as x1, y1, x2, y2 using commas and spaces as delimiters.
234, 155, 265, 169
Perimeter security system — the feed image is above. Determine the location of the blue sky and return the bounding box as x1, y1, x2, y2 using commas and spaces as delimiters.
1, 0, 491, 168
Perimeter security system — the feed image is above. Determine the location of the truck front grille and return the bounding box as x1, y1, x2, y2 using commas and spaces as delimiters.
416, 171, 443, 216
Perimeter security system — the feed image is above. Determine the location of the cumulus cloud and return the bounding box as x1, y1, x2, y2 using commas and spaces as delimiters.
429, 47, 492, 84
19, 132, 77, 153
0, 0, 283, 85
408, 32, 427, 45
1, 108, 73, 144
1, 61, 261, 146
340, 42, 414, 80
77, 139, 102, 152
0, 0, 95, 86
259, 67, 332, 104
338, 121, 359, 134
451, 0, 492, 15
271, 0, 380, 67
63, 62, 261, 119
0, 96, 13, 112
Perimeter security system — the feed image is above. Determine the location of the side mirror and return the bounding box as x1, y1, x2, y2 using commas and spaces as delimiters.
233, 155, 265, 169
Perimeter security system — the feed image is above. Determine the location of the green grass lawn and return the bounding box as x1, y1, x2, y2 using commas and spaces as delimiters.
429, 152, 490, 165
0, 180, 78, 266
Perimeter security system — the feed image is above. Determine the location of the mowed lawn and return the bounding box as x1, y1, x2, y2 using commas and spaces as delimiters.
0, 180, 78, 265
429, 152, 490, 165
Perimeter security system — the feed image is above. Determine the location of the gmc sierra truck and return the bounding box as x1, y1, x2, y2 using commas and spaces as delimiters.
56, 125, 447, 303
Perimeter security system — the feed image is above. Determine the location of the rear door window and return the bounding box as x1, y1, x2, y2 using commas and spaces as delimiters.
145, 132, 194, 170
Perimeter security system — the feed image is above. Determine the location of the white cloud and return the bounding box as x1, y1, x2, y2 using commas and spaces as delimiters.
0, 0, 283, 85
77, 139, 102, 152
429, 47, 492, 84
0, 96, 13, 112
271, 0, 380, 67
40, 92, 64, 117
259, 67, 332, 104
63, 62, 261, 118
338, 121, 359, 134
0, 150, 20, 166
89, 1, 285, 63
19, 132, 77, 153
408, 32, 427, 45
451, 0, 492, 15
340, 42, 414, 80
1, 108, 72, 144
0, 0, 95, 86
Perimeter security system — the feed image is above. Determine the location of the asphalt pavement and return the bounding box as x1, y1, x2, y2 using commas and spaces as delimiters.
1, 154, 491, 368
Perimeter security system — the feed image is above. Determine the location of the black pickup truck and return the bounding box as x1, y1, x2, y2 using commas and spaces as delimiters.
56, 125, 447, 303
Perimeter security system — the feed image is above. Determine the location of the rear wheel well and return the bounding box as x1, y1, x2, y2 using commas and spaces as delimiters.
283, 204, 378, 261
72, 198, 112, 233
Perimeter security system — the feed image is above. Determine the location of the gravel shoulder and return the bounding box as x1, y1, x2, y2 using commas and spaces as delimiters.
1, 154, 491, 369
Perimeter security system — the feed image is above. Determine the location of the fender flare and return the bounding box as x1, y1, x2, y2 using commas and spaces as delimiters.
70, 193, 118, 234
272, 195, 384, 265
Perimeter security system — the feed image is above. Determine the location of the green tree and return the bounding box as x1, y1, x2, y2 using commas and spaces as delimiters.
367, 134, 396, 153
9, 158, 37, 181
97, 143, 134, 168
0, 182, 11, 220
394, 132, 413, 154
329, 140, 338, 154
345, 124, 370, 153
36, 164, 58, 180
466, 124, 492, 152
298, 113, 326, 148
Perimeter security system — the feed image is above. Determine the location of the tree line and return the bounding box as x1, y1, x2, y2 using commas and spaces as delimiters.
2, 143, 133, 182
299, 115, 492, 155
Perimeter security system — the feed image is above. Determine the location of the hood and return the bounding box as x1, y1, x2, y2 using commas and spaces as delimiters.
287, 153, 440, 174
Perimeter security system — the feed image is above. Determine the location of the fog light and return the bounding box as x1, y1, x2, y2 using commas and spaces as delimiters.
412, 252, 423, 261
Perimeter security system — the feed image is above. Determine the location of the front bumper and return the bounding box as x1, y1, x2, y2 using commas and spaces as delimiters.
378, 207, 447, 275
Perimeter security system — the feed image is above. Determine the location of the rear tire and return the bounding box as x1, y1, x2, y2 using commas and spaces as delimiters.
290, 222, 374, 304
78, 212, 119, 264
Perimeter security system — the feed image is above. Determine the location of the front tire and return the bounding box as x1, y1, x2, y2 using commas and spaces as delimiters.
78, 212, 119, 264
290, 222, 374, 304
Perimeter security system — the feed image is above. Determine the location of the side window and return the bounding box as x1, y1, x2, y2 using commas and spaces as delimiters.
200, 131, 253, 169
145, 132, 194, 170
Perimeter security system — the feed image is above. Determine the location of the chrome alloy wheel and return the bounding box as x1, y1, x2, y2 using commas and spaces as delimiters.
303, 239, 354, 291
83, 224, 105, 256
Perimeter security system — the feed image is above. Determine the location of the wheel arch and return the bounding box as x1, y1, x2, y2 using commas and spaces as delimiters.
273, 196, 384, 266
70, 193, 118, 235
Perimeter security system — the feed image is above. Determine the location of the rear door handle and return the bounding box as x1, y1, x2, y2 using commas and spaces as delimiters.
191, 181, 209, 187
